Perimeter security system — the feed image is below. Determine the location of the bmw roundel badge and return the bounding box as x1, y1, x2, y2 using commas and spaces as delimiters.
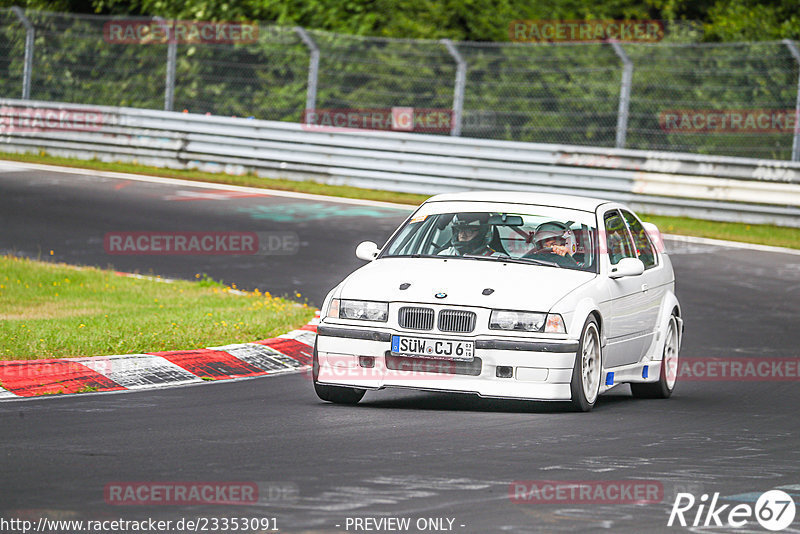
435, 292, 447, 299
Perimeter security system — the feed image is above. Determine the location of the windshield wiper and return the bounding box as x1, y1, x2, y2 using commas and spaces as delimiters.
510, 255, 561, 268
461, 254, 498, 261
462, 253, 561, 268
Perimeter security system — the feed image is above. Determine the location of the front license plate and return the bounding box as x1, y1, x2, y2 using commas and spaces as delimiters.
391, 335, 473, 361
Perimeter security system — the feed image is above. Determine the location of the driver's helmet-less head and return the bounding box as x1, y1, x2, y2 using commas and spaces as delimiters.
534, 221, 577, 255
451, 213, 492, 254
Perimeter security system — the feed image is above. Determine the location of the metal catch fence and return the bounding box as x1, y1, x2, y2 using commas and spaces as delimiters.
1, 8, 799, 161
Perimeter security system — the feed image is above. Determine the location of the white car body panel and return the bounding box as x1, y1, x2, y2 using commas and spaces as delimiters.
340, 258, 596, 312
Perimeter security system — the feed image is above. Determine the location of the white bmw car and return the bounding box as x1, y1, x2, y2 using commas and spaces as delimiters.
314, 192, 682, 411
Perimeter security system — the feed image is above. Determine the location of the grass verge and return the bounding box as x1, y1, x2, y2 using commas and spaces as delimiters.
1, 151, 799, 249
0, 255, 315, 360
639, 214, 800, 250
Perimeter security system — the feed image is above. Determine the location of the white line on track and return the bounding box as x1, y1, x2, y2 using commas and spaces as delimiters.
2, 159, 798, 255
663, 234, 800, 256
0, 162, 29, 173
0, 160, 414, 210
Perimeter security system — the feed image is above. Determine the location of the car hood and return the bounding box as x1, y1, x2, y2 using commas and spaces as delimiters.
340, 257, 595, 311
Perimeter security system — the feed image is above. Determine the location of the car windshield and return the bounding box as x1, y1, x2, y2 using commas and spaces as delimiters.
382, 207, 598, 272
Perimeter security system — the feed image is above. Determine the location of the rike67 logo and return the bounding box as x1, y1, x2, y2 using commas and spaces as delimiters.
668, 490, 796, 531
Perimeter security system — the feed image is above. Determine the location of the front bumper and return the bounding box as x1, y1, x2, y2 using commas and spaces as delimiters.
316, 324, 579, 401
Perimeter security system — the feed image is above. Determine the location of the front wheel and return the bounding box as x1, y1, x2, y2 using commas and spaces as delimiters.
312, 341, 366, 405
631, 314, 679, 399
570, 317, 602, 412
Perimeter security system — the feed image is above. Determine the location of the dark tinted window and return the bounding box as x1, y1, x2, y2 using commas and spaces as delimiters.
604, 211, 636, 265
621, 210, 657, 268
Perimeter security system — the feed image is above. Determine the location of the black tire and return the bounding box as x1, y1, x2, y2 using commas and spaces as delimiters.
570, 317, 602, 412
631, 314, 679, 399
312, 340, 366, 405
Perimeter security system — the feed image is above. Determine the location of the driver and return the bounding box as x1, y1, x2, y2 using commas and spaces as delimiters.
438, 213, 499, 256
529, 221, 578, 266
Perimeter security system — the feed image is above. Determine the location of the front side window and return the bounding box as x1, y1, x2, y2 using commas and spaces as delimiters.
621, 210, 657, 268
604, 210, 636, 265
381, 207, 598, 272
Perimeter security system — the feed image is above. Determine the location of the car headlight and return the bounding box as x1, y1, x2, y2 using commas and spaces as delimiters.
489, 310, 565, 333
333, 299, 389, 322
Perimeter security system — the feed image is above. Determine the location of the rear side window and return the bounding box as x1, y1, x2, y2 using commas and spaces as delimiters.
621, 210, 657, 268
604, 211, 636, 265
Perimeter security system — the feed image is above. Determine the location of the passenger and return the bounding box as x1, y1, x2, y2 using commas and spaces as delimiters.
527, 221, 579, 267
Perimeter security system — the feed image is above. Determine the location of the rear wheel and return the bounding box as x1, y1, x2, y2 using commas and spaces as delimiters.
570, 317, 602, 412
312, 341, 366, 405
631, 314, 679, 399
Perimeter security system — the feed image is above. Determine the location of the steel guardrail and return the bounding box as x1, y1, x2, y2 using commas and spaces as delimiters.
2, 99, 800, 227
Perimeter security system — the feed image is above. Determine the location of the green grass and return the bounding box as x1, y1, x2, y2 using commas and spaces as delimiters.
640, 214, 800, 250
1, 151, 798, 249
0, 255, 315, 360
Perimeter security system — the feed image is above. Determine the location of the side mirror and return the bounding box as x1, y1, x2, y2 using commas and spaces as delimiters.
609, 257, 645, 279
355, 241, 379, 261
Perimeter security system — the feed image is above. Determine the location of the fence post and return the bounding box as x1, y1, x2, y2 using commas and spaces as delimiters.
154, 17, 177, 112
784, 39, 800, 162
610, 41, 632, 149
442, 39, 466, 137
11, 6, 34, 100
294, 27, 319, 118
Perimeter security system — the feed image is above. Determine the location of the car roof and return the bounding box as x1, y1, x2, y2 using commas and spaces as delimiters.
424, 191, 614, 212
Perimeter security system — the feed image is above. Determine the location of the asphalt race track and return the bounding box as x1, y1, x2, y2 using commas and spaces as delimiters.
1, 162, 799, 533
0, 163, 409, 305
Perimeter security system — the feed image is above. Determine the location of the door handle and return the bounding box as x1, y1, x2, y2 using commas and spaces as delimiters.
641, 283, 649, 292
